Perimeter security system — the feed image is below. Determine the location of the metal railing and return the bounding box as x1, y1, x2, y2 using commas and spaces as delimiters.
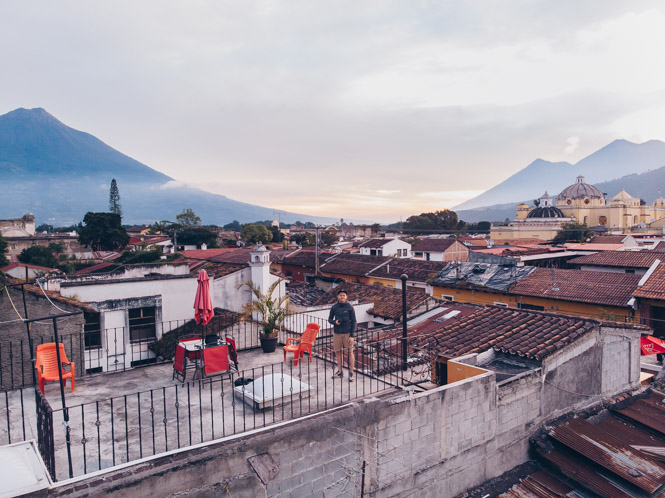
1, 325, 435, 481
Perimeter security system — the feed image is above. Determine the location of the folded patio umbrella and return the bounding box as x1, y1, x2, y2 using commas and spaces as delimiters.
640, 335, 665, 355
194, 270, 214, 326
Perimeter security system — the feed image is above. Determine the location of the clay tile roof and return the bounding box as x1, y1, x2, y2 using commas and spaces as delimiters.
286, 282, 327, 307
592, 235, 627, 244
209, 248, 254, 264
367, 258, 447, 282
359, 238, 395, 248
310, 282, 433, 320
411, 238, 458, 252
567, 251, 663, 268
192, 262, 246, 279
180, 248, 239, 260
411, 306, 598, 360
510, 268, 640, 307
319, 253, 391, 277
281, 250, 336, 268
633, 263, 665, 299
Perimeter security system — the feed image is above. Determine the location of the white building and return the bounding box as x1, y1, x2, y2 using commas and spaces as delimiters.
358, 238, 411, 258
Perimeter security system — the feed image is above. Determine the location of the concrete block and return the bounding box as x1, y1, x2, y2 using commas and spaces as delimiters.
291, 482, 314, 497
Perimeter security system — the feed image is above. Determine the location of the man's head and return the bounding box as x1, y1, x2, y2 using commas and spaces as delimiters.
336, 289, 348, 303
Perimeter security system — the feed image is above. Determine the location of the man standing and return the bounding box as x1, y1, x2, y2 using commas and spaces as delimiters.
328, 289, 356, 381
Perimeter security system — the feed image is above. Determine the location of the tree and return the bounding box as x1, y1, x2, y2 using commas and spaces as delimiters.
320, 230, 338, 247
223, 220, 242, 231
79, 212, 130, 251
403, 209, 464, 233
36, 224, 54, 233
109, 179, 122, 217
0, 234, 8, 266
176, 208, 201, 227
18, 244, 59, 268
290, 232, 315, 246
551, 223, 595, 244
241, 224, 273, 245
269, 226, 285, 243
177, 228, 218, 247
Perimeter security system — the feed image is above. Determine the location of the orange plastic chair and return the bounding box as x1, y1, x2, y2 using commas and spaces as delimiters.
283, 323, 321, 366
35, 343, 75, 394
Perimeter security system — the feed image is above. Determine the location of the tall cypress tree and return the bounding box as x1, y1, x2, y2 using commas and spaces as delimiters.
109, 179, 122, 218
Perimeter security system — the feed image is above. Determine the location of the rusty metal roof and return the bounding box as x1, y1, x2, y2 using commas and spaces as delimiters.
613, 392, 665, 436
548, 417, 665, 494
498, 470, 574, 498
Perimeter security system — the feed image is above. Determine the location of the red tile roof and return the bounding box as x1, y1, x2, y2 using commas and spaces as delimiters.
411, 238, 458, 252
280, 250, 336, 268
411, 306, 598, 360
367, 258, 447, 282
180, 248, 238, 260
633, 263, 665, 300
307, 282, 434, 320
1, 262, 62, 273
509, 268, 640, 307
359, 238, 396, 248
592, 235, 629, 244
567, 251, 663, 268
319, 253, 391, 277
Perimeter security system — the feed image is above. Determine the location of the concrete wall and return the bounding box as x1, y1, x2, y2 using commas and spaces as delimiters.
0, 287, 85, 389
44, 325, 642, 497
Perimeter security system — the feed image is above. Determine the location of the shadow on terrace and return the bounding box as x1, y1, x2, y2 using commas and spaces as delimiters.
0, 313, 436, 482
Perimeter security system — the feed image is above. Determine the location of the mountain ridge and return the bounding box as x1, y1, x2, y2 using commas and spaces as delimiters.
455, 138, 665, 211
0, 107, 342, 226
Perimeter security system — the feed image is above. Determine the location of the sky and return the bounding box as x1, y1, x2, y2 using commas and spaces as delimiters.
2, 1, 665, 223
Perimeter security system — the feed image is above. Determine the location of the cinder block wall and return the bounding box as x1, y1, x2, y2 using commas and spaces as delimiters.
0, 287, 84, 389
46, 327, 640, 497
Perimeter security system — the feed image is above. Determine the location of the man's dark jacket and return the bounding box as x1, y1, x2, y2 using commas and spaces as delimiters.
328, 302, 356, 336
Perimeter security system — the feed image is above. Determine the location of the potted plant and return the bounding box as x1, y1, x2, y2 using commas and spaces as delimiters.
239, 279, 287, 353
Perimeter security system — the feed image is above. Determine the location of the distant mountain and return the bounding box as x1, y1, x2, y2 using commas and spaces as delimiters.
455, 139, 665, 211
457, 165, 665, 224
0, 108, 340, 226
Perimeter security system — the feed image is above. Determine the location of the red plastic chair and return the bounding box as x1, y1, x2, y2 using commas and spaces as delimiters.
226, 336, 239, 372
202, 345, 229, 376
173, 344, 187, 382
283, 323, 321, 366
35, 343, 75, 394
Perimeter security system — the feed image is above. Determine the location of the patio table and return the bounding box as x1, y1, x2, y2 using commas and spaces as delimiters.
178, 339, 229, 379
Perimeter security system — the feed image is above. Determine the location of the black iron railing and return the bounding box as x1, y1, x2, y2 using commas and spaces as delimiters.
35, 387, 56, 480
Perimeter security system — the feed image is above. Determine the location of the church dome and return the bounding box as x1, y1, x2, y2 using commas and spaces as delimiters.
526, 206, 566, 218
556, 175, 604, 202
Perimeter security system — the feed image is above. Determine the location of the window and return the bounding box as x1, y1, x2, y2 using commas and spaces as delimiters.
441, 294, 455, 302
129, 307, 156, 343
83, 312, 101, 349
517, 303, 544, 311
493, 302, 508, 307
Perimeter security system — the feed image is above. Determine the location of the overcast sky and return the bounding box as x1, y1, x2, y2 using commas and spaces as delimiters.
2, 1, 665, 222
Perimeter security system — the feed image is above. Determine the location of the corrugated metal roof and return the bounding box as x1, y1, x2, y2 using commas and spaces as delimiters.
433, 262, 535, 291
549, 417, 665, 493
612, 392, 665, 435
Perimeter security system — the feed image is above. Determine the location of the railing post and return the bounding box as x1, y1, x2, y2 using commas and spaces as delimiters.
401, 274, 408, 375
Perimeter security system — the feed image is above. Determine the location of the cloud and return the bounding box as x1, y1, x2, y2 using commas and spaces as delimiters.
564, 136, 580, 155
157, 180, 186, 190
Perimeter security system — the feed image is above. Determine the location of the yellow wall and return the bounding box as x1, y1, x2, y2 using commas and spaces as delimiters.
447, 360, 487, 384
431, 284, 637, 322
366, 277, 397, 287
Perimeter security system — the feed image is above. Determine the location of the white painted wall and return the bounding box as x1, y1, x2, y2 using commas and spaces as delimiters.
60, 276, 198, 326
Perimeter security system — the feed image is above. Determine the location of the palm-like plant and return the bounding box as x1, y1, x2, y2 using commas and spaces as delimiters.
239, 279, 288, 338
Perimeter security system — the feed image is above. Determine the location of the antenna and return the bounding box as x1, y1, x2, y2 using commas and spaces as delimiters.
272, 211, 286, 225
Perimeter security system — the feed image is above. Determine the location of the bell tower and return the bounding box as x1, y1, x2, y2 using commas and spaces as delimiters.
249, 243, 271, 294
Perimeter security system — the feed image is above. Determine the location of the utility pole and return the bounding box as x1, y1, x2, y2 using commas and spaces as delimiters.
315, 226, 320, 276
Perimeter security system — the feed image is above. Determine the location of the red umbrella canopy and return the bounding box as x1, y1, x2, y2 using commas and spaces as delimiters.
641, 335, 665, 356
194, 270, 214, 325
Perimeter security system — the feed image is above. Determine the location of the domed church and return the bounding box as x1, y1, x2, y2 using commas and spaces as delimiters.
491, 176, 665, 241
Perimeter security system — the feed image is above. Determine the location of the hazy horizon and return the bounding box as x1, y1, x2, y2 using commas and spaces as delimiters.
3, 2, 665, 223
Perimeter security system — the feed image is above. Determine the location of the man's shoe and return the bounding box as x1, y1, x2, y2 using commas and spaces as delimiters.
332, 370, 343, 378
349, 373, 354, 382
